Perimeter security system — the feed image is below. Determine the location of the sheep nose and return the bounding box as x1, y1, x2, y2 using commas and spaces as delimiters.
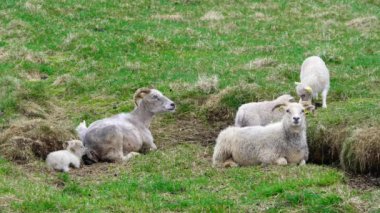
170, 103, 175, 107
293, 117, 300, 122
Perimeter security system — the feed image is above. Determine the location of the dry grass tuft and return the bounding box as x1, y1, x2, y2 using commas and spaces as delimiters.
346, 16, 378, 30
152, 13, 184, 21
341, 127, 380, 175
195, 75, 219, 94
23, 70, 48, 81
307, 123, 349, 165
53, 74, 74, 86
0, 118, 76, 164
62, 33, 78, 47
243, 58, 277, 70
200, 11, 224, 21
202, 84, 259, 123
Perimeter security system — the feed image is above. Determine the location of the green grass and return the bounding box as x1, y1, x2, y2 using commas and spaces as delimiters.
0, 0, 379, 212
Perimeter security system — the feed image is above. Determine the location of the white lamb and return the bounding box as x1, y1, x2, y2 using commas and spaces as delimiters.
295, 56, 330, 108
235, 94, 295, 127
213, 103, 314, 168
46, 140, 85, 172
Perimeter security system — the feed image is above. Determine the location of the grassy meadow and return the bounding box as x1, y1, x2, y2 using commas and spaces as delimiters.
0, 0, 379, 212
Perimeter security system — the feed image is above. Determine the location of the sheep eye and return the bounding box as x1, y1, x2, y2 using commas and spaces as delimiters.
152, 95, 159, 99
286, 109, 290, 113
301, 110, 305, 113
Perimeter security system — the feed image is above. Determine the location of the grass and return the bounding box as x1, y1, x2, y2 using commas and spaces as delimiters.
0, 0, 379, 212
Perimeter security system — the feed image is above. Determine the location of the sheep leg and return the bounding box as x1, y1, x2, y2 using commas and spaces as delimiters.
223, 159, 239, 168
299, 160, 306, 166
322, 88, 328, 108
212, 144, 232, 168
62, 167, 70, 172
123, 152, 140, 161
275, 157, 288, 165
72, 159, 81, 168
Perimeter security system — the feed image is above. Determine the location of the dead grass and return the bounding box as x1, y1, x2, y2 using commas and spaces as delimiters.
152, 13, 184, 21
243, 58, 277, 70
23, 70, 48, 81
52, 74, 74, 86
0, 118, 76, 164
307, 123, 350, 165
200, 11, 224, 21
346, 16, 378, 30
341, 127, 380, 175
195, 75, 219, 94
201, 84, 259, 123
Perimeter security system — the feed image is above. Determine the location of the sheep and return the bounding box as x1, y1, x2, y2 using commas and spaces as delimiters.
295, 56, 330, 108
234, 94, 295, 127
46, 140, 85, 172
213, 103, 314, 168
76, 88, 176, 165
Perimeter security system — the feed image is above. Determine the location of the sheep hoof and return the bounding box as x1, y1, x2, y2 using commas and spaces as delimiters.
299, 160, 306, 166
124, 152, 140, 161
223, 160, 239, 168
275, 158, 288, 165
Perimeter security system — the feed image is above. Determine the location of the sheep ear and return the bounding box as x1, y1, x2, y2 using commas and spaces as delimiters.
133, 88, 151, 106
272, 103, 287, 112
288, 97, 296, 103
305, 104, 315, 112
305, 86, 313, 94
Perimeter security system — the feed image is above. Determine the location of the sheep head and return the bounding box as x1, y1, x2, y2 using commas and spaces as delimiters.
65, 140, 86, 157
134, 88, 176, 113
272, 103, 314, 130
295, 82, 313, 104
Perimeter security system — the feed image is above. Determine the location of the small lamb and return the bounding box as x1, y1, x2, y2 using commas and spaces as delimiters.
46, 140, 85, 172
235, 94, 295, 127
213, 103, 314, 168
295, 56, 330, 108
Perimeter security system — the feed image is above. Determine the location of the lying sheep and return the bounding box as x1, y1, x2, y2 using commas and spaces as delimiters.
295, 56, 330, 108
76, 88, 175, 164
46, 140, 85, 172
213, 103, 314, 168
235, 94, 295, 127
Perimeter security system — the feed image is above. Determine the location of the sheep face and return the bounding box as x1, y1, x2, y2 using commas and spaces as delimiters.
143, 89, 176, 113
66, 140, 86, 157
295, 83, 312, 105
282, 103, 306, 128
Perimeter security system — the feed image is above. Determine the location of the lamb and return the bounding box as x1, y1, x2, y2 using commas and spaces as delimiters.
295, 56, 330, 108
235, 94, 295, 127
76, 88, 175, 165
213, 103, 314, 168
46, 140, 85, 172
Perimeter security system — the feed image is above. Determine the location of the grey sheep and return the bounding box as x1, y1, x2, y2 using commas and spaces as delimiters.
76, 88, 175, 164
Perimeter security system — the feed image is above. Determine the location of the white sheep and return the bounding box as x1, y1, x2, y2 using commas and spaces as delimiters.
295, 56, 330, 108
46, 140, 85, 172
213, 103, 314, 168
235, 94, 295, 127
76, 88, 175, 164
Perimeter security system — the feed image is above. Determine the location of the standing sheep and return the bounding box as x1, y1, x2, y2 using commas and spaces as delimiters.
46, 140, 85, 172
235, 94, 295, 127
213, 103, 314, 168
76, 88, 175, 164
295, 56, 330, 108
